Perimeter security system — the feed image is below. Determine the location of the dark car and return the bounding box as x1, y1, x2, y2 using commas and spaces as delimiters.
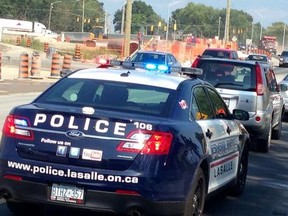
279, 50, 288, 67
192, 56, 285, 152
245, 53, 273, 67
123, 50, 182, 73
201, 48, 239, 60
0, 66, 250, 216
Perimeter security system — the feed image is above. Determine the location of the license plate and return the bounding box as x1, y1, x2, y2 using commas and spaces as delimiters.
50, 184, 84, 204
224, 99, 230, 107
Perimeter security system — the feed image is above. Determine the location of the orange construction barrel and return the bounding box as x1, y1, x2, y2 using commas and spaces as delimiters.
30, 51, 42, 79
49, 53, 61, 78
62, 54, 72, 70
18, 53, 29, 79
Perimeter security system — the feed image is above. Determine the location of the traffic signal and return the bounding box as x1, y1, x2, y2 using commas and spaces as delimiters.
173, 23, 177, 31
150, 25, 154, 32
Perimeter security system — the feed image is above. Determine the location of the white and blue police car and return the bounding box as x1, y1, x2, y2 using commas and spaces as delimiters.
0, 64, 250, 216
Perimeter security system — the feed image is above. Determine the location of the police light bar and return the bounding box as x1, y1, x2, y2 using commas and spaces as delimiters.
178, 67, 203, 76
110, 60, 124, 67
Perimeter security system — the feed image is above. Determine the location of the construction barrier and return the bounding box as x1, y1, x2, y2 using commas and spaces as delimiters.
26, 37, 31, 47
62, 54, 72, 70
18, 53, 29, 79
49, 53, 61, 78
73, 44, 81, 61
30, 51, 42, 78
44, 42, 49, 53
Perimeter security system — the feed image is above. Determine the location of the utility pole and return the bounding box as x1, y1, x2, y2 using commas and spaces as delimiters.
123, 0, 132, 57
121, 2, 125, 34
218, 17, 221, 39
224, 0, 231, 42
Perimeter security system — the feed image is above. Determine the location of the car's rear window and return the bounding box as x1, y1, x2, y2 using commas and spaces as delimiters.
196, 61, 256, 90
130, 52, 165, 64
202, 50, 231, 59
247, 55, 267, 62
35, 78, 176, 117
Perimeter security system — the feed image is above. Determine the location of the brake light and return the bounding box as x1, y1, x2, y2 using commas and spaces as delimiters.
3, 115, 34, 140
3, 175, 22, 181
255, 64, 264, 95
115, 190, 140, 195
191, 57, 200, 68
117, 131, 173, 155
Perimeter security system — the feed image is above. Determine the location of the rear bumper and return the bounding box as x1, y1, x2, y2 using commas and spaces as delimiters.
241, 114, 271, 139
0, 178, 184, 215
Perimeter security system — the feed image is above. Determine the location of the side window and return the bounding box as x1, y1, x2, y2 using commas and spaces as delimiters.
169, 54, 177, 63
266, 68, 278, 92
191, 87, 214, 120
206, 87, 230, 118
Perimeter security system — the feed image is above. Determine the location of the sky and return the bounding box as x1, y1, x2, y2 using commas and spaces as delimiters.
100, 0, 288, 29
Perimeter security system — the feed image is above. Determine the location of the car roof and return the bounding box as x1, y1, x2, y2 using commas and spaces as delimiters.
135, 50, 172, 55
198, 56, 254, 64
203, 48, 237, 52
66, 68, 187, 90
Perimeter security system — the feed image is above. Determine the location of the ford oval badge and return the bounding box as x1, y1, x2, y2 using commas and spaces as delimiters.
66, 130, 85, 139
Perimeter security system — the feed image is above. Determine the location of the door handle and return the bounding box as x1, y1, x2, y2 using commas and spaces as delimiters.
206, 129, 213, 139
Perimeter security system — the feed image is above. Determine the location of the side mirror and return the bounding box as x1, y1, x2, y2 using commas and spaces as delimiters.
280, 83, 288, 91
125, 56, 131, 61
232, 109, 249, 121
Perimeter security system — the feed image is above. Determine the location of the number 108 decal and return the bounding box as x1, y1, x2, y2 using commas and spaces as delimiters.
134, 122, 153, 130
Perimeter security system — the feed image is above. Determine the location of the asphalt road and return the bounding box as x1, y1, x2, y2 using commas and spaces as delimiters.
0, 79, 54, 95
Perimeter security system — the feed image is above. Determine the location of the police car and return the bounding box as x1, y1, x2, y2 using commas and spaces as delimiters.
120, 50, 182, 73
0, 65, 250, 216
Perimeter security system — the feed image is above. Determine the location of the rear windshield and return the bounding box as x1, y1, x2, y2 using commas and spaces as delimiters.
130, 52, 165, 64
35, 78, 176, 117
196, 61, 256, 90
247, 55, 267, 62
202, 50, 231, 59
281, 51, 288, 56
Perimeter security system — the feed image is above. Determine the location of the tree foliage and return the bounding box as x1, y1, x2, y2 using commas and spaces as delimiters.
113, 0, 164, 34
0, 0, 287, 45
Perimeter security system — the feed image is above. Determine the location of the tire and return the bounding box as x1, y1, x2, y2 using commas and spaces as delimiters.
6, 201, 42, 216
228, 143, 249, 197
256, 122, 272, 153
184, 168, 206, 216
272, 113, 283, 140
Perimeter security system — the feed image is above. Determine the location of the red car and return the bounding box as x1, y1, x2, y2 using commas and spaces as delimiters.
201, 48, 239, 60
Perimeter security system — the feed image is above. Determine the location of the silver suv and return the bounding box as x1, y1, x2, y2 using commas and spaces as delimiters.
192, 57, 285, 152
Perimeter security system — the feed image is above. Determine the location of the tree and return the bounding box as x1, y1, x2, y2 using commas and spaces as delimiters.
113, 0, 164, 35
173, 3, 253, 40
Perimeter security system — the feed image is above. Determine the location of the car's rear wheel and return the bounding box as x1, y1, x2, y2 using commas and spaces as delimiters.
272, 113, 283, 140
257, 122, 272, 153
184, 168, 206, 216
228, 143, 249, 197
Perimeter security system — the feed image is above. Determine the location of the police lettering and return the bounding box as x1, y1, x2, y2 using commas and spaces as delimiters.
211, 138, 238, 158
33, 114, 127, 136
214, 161, 233, 178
